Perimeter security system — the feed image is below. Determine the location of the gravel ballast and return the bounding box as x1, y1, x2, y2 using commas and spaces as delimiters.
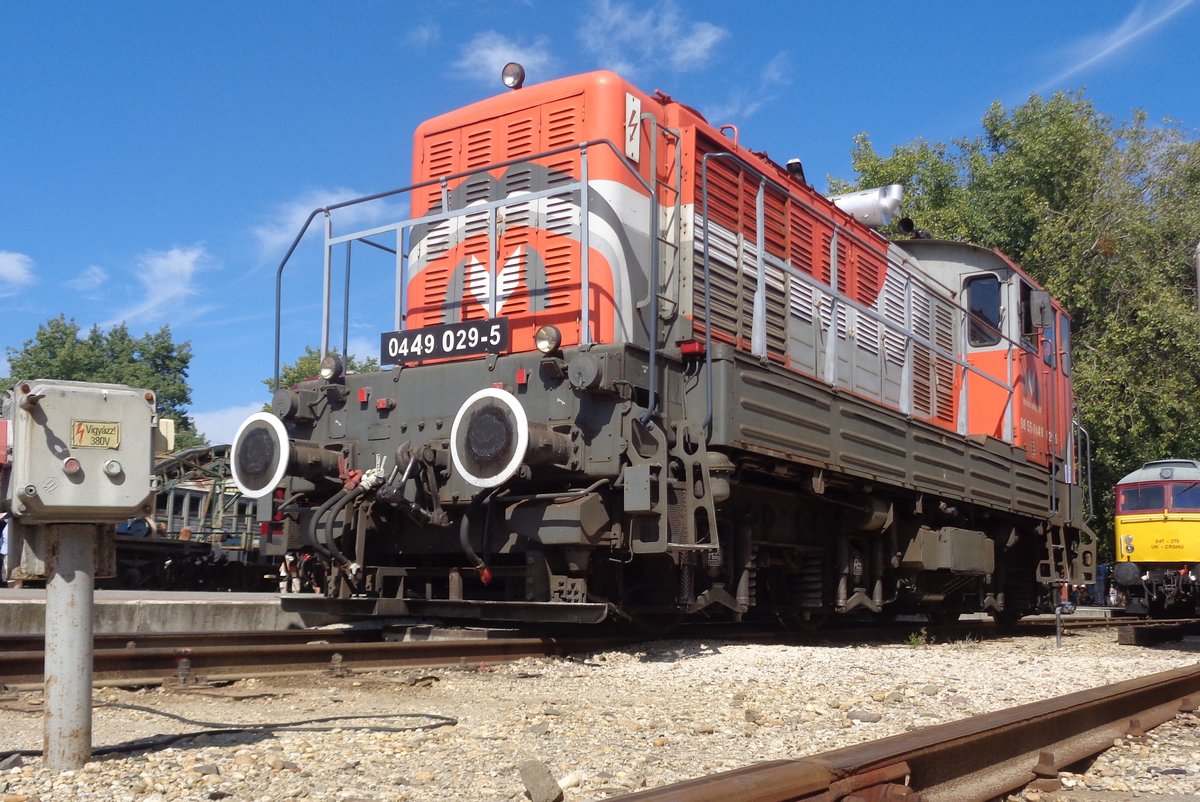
0, 629, 1197, 801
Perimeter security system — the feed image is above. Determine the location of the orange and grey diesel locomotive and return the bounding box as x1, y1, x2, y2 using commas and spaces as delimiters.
1113, 459, 1200, 616
230, 66, 1095, 626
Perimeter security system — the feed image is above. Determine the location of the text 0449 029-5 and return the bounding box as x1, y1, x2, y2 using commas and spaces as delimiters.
380, 319, 508, 365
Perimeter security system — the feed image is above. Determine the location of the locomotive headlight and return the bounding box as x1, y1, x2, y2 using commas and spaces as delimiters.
319, 353, 344, 381
534, 325, 562, 354
1123, 535, 1134, 554
501, 62, 525, 90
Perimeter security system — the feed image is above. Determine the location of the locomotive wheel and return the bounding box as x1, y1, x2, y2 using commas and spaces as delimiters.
873, 605, 899, 624
925, 605, 962, 625
628, 610, 686, 638
989, 609, 1022, 627
782, 610, 829, 630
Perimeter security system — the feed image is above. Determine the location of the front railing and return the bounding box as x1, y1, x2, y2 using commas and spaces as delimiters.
269, 139, 657, 393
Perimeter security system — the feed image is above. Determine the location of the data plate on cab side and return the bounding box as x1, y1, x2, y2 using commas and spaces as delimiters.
381, 319, 508, 365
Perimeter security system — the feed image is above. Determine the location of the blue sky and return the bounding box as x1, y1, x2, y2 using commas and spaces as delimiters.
2, 0, 1197, 445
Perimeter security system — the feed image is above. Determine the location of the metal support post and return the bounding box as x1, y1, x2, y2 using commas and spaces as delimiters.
43, 524, 95, 770
1054, 596, 1076, 649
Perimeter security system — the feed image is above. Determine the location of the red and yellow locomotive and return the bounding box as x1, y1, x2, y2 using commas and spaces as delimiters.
1113, 459, 1200, 616
232, 65, 1093, 627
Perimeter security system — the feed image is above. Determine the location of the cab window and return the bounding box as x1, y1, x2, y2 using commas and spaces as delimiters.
1117, 484, 1165, 512
1042, 310, 1057, 368
1019, 282, 1036, 349
1171, 482, 1200, 512
965, 275, 1002, 347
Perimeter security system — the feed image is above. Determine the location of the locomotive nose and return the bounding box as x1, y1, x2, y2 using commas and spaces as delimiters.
451, 387, 529, 488
230, 412, 292, 499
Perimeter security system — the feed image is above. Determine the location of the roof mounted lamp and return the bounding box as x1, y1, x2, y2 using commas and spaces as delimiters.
502, 62, 525, 90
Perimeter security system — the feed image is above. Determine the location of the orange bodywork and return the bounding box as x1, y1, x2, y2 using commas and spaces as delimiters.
404, 72, 665, 357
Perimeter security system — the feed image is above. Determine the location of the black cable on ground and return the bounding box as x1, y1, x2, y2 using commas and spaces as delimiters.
0, 704, 458, 763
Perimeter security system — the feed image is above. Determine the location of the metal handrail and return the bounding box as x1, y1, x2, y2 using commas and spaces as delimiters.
1074, 419, 1094, 520
635, 115, 682, 426
697, 150, 1033, 441
270, 138, 657, 391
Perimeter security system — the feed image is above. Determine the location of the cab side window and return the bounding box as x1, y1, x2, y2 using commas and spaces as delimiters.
1043, 311, 1057, 368
965, 275, 1002, 347
1019, 282, 1037, 349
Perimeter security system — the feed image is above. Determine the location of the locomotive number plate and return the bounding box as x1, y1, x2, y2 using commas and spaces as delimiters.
381, 319, 509, 365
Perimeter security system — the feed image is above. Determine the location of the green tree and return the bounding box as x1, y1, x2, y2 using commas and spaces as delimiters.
263, 346, 380, 394
833, 92, 1200, 556
3, 315, 206, 448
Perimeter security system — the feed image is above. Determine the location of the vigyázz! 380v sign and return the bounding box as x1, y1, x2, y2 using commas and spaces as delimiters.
71, 420, 121, 449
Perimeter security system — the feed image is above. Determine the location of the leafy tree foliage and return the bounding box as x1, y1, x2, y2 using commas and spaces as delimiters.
2, 315, 205, 448
264, 346, 380, 393
833, 91, 1200, 554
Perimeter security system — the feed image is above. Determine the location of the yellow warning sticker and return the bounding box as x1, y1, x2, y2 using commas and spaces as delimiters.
71, 420, 121, 449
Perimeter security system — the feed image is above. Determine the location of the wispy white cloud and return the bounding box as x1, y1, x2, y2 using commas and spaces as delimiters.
704, 51, 792, 123
102, 246, 212, 328
0, 251, 36, 296
192, 401, 266, 446
253, 187, 409, 263
579, 0, 728, 76
346, 335, 377, 365
452, 31, 554, 84
405, 22, 440, 48
65, 264, 108, 293
1039, 0, 1196, 90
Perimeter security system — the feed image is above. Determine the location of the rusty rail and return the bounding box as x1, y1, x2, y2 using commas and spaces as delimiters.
0, 634, 630, 688
0, 627, 379, 653
607, 663, 1200, 801
0, 615, 1176, 684
1116, 619, 1200, 646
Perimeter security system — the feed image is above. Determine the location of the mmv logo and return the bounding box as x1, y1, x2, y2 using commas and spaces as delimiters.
463, 245, 528, 314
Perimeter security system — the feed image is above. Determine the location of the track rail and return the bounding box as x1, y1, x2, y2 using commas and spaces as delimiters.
605, 663, 1200, 801
0, 628, 378, 653
0, 633, 633, 688
2, 615, 1184, 688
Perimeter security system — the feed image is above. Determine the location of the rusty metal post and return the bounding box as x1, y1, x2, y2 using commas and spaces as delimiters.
43, 524, 94, 770
1055, 598, 1075, 648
